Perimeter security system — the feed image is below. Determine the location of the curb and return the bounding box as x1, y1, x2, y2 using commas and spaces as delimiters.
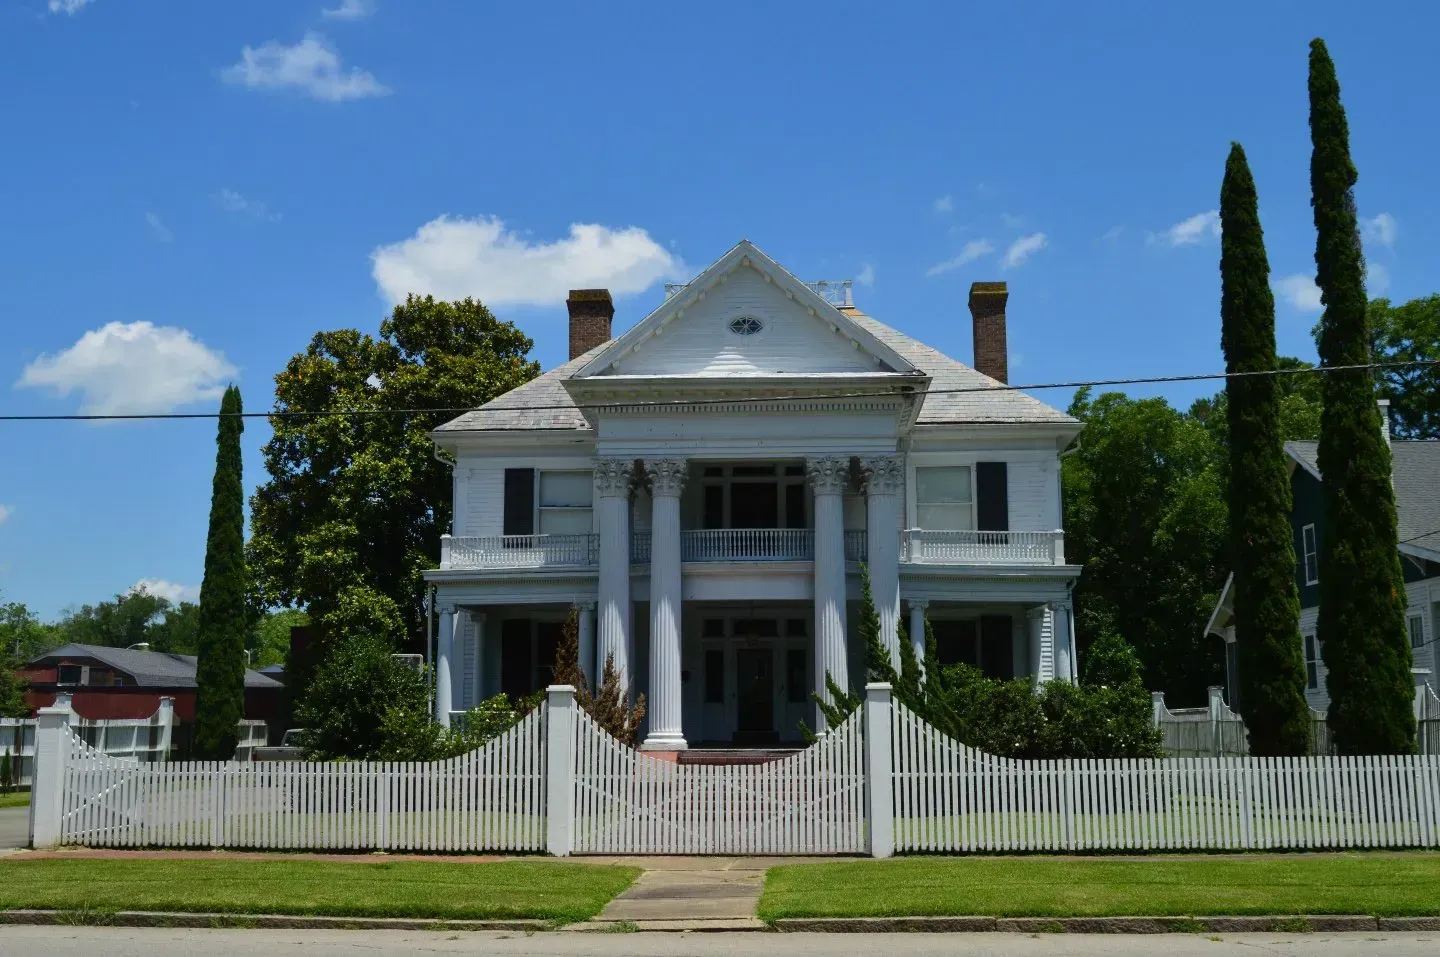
0, 910, 551, 932
575, 918, 768, 932
772, 915, 1395, 934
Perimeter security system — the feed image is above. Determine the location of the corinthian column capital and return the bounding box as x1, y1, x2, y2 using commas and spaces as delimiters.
645, 458, 688, 498
593, 457, 634, 497
860, 454, 906, 495
806, 456, 850, 496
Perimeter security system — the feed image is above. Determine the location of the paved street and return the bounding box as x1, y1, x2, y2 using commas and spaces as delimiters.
0, 806, 29, 850
2, 928, 1438, 957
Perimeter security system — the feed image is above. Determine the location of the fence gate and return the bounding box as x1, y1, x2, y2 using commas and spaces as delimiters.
569, 709, 866, 854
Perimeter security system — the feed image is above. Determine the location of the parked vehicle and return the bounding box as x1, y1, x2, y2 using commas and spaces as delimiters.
251, 728, 306, 761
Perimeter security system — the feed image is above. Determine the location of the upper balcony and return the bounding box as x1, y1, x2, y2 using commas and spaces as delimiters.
438, 528, 1065, 571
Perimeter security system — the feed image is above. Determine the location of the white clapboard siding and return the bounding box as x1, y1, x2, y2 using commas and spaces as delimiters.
570, 709, 865, 855
890, 702, 1440, 853
58, 705, 547, 852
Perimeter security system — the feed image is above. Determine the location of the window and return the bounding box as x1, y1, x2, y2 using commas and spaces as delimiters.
786, 650, 807, 704
915, 466, 974, 530
56, 664, 82, 686
538, 470, 592, 536
1408, 615, 1425, 650
704, 650, 725, 703
1304, 633, 1319, 690
1302, 524, 1319, 585
728, 315, 763, 336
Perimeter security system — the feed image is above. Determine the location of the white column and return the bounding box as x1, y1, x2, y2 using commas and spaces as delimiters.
1055, 599, 1075, 682
643, 458, 687, 750
577, 600, 597, 687
863, 683, 895, 859
29, 699, 76, 848
451, 607, 467, 714
594, 458, 633, 691
908, 599, 929, 666
861, 455, 905, 669
1027, 605, 1048, 689
809, 456, 850, 729
435, 600, 456, 726
544, 684, 577, 856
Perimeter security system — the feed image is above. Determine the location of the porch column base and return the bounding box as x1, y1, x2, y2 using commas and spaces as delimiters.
639, 732, 689, 751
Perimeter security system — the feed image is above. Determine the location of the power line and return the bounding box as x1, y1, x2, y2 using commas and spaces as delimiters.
1, 358, 1436, 423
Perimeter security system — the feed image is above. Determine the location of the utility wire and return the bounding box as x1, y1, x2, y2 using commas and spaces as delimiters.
1, 358, 1436, 422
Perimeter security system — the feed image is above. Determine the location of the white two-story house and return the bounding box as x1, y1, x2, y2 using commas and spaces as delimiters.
424, 241, 1082, 751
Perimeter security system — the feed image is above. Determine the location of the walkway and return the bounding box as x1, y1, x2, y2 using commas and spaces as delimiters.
0, 806, 29, 852
584, 856, 811, 929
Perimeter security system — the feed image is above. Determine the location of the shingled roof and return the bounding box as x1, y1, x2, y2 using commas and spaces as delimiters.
1286, 439, 1440, 555
434, 310, 1074, 433
28, 643, 282, 690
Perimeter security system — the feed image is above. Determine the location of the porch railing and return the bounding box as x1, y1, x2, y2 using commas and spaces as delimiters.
844, 529, 868, 562
902, 528, 1065, 565
440, 533, 598, 569
683, 528, 814, 562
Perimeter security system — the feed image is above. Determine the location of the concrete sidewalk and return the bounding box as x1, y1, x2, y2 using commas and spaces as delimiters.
585, 856, 809, 930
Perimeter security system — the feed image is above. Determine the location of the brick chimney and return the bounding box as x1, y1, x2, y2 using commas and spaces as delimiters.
567, 289, 614, 360
969, 281, 1009, 383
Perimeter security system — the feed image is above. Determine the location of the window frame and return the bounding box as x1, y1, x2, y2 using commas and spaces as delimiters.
1303, 632, 1319, 690
913, 464, 975, 531
1407, 614, 1425, 650
536, 469, 594, 537
1302, 523, 1319, 585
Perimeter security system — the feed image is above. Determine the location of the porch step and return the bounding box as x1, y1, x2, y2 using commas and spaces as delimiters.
677, 749, 802, 766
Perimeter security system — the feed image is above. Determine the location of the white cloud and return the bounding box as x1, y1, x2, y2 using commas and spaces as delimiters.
0, 505, 12, 526
215, 188, 281, 222
321, 0, 375, 18
370, 216, 683, 306
1273, 274, 1323, 312
130, 579, 199, 604
1002, 232, 1048, 269
925, 239, 994, 277
1099, 225, 1125, 243
48, 0, 93, 14
1149, 210, 1221, 247
145, 212, 173, 243
222, 33, 389, 102
1363, 212, 1397, 248
1366, 262, 1391, 295
856, 263, 875, 288
933, 195, 954, 214
16, 321, 237, 415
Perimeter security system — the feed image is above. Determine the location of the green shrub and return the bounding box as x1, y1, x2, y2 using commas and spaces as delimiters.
294, 632, 429, 759
376, 693, 532, 762
0, 750, 12, 794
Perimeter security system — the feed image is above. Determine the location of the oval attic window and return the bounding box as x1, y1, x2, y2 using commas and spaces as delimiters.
728, 316, 763, 336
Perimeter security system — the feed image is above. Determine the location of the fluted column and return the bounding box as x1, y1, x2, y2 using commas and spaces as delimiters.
862, 455, 905, 669
643, 458, 688, 750
1027, 605, 1049, 689
908, 599, 929, 670
577, 600, 597, 687
435, 600, 456, 726
809, 456, 850, 730
1056, 599, 1076, 683
594, 458, 633, 691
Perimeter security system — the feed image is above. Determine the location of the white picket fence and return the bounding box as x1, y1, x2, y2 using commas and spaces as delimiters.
570, 708, 866, 855
25, 683, 1440, 855
50, 705, 547, 851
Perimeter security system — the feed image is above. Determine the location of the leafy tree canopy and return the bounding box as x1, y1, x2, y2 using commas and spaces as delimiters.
248, 295, 539, 652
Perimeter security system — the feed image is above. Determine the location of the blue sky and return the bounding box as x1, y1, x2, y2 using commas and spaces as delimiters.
1, 0, 1435, 619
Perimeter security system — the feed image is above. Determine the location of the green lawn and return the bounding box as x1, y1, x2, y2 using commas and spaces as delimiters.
0, 792, 30, 809
0, 858, 640, 923
759, 853, 1440, 920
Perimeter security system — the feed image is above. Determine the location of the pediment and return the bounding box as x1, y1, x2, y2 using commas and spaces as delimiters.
572, 241, 914, 379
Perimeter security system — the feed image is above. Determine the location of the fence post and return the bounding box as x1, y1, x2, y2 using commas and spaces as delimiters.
1207, 685, 1226, 757
863, 683, 894, 859
29, 698, 77, 849
545, 685, 576, 857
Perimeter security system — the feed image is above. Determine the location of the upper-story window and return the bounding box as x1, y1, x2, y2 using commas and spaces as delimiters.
915, 466, 974, 530
1408, 614, 1425, 650
1303, 633, 1320, 690
728, 316, 763, 336
1301, 524, 1319, 585
538, 471, 592, 536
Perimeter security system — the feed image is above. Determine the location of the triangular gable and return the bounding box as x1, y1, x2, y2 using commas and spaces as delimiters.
571, 240, 916, 378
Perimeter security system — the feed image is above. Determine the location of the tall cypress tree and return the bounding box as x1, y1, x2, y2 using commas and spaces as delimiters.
1308, 39, 1415, 754
1220, 143, 1310, 755
193, 386, 249, 760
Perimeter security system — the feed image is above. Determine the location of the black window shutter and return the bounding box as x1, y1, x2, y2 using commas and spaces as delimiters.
976, 462, 1009, 531
503, 468, 535, 536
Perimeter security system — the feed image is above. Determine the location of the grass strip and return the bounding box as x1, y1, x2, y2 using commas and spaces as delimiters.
0, 793, 31, 809
0, 858, 639, 924
759, 853, 1440, 920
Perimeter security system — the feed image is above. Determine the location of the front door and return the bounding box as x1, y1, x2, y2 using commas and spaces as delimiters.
735, 648, 775, 744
